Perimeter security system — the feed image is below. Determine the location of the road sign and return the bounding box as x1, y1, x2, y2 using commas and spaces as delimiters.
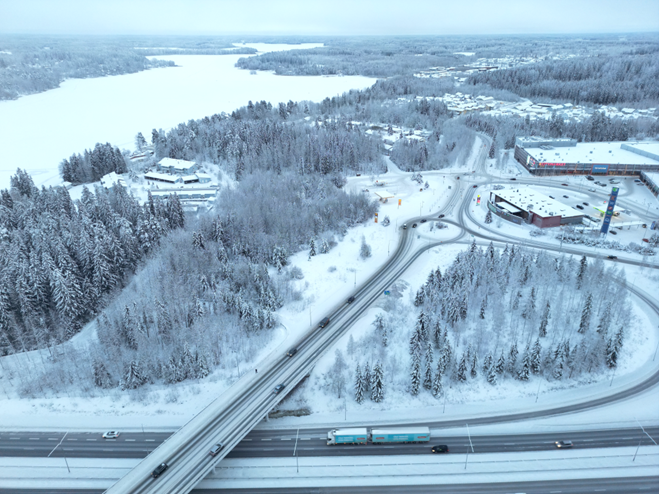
600, 187, 619, 235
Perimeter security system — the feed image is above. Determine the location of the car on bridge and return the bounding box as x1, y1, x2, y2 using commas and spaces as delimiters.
607, 255, 618, 260
509, 178, 516, 181
286, 348, 298, 358
589, 188, 596, 192
561, 183, 569, 186
273, 384, 286, 394
583, 202, 589, 206
151, 462, 168, 478
555, 441, 573, 449
102, 431, 120, 439
347, 296, 355, 304
609, 230, 618, 235
563, 195, 569, 198
209, 443, 224, 457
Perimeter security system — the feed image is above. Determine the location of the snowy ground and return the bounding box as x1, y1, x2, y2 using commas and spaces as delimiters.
0, 43, 375, 190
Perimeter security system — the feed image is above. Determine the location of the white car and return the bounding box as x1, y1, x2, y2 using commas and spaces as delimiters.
588, 188, 596, 192
102, 431, 120, 439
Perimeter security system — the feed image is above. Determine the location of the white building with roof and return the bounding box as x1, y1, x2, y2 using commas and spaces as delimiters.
157, 158, 198, 175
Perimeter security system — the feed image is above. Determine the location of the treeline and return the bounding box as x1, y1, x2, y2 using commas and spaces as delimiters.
151, 100, 386, 178
0, 36, 175, 100
60, 143, 128, 184
0, 169, 185, 356
467, 52, 659, 107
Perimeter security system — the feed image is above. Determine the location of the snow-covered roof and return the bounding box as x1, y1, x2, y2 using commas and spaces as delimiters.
493, 188, 584, 219
100, 172, 126, 188
158, 157, 197, 170
374, 190, 395, 199
181, 174, 198, 181
145, 172, 181, 182
528, 141, 659, 166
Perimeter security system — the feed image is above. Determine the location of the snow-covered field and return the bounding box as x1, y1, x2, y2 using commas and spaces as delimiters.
0, 43, 375, 190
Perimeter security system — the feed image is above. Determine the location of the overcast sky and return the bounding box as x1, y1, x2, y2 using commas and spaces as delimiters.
1, 0, 657, 36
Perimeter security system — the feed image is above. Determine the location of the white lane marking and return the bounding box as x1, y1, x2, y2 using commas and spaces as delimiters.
67, 439, 77, 441
263, 448, 274, 451
300, 438, 310, 440
29, 438, 39, 440
9, 438, 20, 440
145, 439, 155, 442
243, 439, 252, 441
550, 491, 562, 493
504, 443, 515, 445
280, 438, 291, 441
594, 490, 606, 492
48, 438, 58, 441
24, 448, 34, 450
583, 439, 594, 442
261, 439, 271, 441
125, 439, 135, 442
86, 439, 97, 441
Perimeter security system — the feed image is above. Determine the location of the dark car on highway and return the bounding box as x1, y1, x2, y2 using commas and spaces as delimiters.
319, 317, 330, 328
561, 183, 569, 186
209, 444, 224, 457
286, 348, 298, 358
607, 255, 618, 260
555, 441, 573, 449
273, 384, 286, 394
586, 175, 594, 180
510, 178, 516, 181
151, 462, 168, 478
347, 296, 355, 304
412, 223, 417, 228
583, 202, 589, 206
431, 445, 449, 453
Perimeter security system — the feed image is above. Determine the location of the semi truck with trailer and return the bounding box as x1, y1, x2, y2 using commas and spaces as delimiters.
327, 427, 430, 445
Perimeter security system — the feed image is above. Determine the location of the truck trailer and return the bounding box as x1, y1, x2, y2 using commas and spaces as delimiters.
327, 427, 430, 445
371, 427, 430, 444
327, 428, 368, 445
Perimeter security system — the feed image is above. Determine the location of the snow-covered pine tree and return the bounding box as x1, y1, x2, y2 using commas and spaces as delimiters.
320, 238, 330, 254
309, 237, 316, 257
120, 360, 147, 390
410, 352, 421, 395
576, 255, 587, 289
354, 363, 365, 404
363, 361, 371, 392
456, 353, 468, 382
431, 366, 443, 397
371, 360, 384, 402
553, 357, 564, 380
192, 231, 205, 250
495, 351, 506, 374
359, 236, 371, 259
508, 342, 518, 374
482, 353, 493, 373
485, 210, 493, 224
487, 365, 497, 385
409, 327, 422, 356
517, 351, 530, 381
596, 305, 611, 336
92, 360, 115, 389
470, 353, 478, 378
531, 338, 542, 374
479, 299, 486, 319
423, 342, 434, 390
577, 293, 593, 334
539, 301, 550, 337
606, 338, 618, 368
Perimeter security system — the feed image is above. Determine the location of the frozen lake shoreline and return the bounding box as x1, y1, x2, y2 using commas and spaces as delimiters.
0, 43, 375, 190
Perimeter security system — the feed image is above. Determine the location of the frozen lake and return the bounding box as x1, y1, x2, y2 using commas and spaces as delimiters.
0, 43, 375, 189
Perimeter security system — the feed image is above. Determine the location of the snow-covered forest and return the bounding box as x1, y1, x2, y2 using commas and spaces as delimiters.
60, 143, 128, 184
316, 243, 632, 407
0, 169, 185, 356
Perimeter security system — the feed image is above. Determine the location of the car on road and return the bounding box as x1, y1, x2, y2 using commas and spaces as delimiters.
561, 183, 568, 186
286, 348, 298, 358
347, 296, 355, 304
402, 223, 407, 229
420, 219, 427, 223
472, 185, 478, 188
583, 202, 589, 206
509, 178, 516, 181
607, 255, 618, 260
548, 195, 555, 199
576, 205, 584, 210
588, 188, 596, 192
319, 317, 330, 328
431, 445, 449, 453
555, 441, 573, 449
600, 183, 607, 187
456, 176, 460, 180
438, 214, 445, 219
273, 384, 286, 394
412, 223, 418, 228
151, 462, 168, 478
563, 195, 569, 198
102, 431, 120, 439
637, 183, 645, 185
209, 443, 224, 457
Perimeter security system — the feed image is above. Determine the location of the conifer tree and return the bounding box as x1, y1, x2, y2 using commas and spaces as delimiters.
517, 351, 530, 381
482, 353, 493, 373
539, 301, 550, 337
487, 365, 497, 385
495, 351, 506, 374
508, 342, 518, 374
410, 352, 421, 395
309, 237, 316, 257
578, 294, 593, 334
553, 357, 564, 380
457, 353, 468, 382
596, 305, 611, 336
363, 361, 371, 392
354, 363, 365, 404
371, 360, 384, 403
576, 255, 587, 289
531, 338, 542, 374
485, 210, 493, 224
423, 342, 434, 390
431, 366, 443, 397
606, 338, 618, 368
470, 354, 478, 378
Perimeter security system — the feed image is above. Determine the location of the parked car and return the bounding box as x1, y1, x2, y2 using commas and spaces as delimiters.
555, 441, 573, 449
548, 195, 555, 199
600, 183, 607, 187
431, 444, 449, 453
273, 384, 286, 394
151, 463, 168, 478
420, 219, 427, 223
643, 238, 650, 243
347, 296, 356, 304
102, 431, 120, 439
607, 255, 618, 260
286, 348, 298, 358
456, 176, 460, 180
209, 444, 224, 457
586, 175, 594, 180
